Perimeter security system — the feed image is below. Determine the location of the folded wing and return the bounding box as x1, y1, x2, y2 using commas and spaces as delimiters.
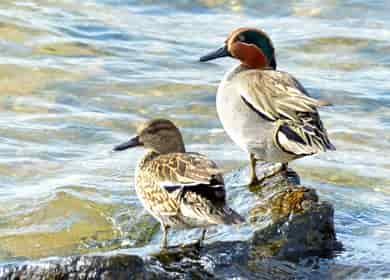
148, 153, 242, 224
236, 69, 335, 155
149, 152, 224, 200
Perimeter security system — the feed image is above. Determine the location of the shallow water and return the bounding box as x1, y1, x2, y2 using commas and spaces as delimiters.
0, 0, 389, 278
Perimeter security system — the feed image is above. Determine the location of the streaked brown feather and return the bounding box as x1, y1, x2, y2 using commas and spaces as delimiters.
136, 151, 242, 227
149, 152, 224, 186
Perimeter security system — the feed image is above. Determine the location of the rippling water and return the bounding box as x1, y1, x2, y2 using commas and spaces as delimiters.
0, 0, 389, 278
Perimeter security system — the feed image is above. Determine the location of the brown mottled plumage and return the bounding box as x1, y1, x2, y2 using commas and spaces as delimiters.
114, 119, 243, 248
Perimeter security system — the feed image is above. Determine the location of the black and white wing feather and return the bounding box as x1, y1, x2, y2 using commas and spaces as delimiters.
235, 69, 335, 155
148, 153, 242, 224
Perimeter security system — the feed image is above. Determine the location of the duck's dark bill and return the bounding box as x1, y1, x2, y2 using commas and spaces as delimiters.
113, 136, 141, 151
199, 46, 230, 62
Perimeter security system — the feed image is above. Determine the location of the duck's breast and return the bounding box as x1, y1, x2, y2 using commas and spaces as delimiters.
216, 67, 273, 156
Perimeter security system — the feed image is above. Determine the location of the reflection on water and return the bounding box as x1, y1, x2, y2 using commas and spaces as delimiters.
0, 0, 389, 278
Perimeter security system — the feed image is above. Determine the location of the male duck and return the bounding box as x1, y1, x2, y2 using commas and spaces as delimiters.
114, 119, 243, 248
200, 27, 335, 185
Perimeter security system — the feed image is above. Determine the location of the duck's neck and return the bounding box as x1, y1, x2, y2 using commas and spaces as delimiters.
223, 63, 276, 82
138, 150, 159, 169
222, 64, 249, 82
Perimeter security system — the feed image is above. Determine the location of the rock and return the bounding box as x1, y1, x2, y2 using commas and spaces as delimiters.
0, 242, 342, 279
247, 166, 341, 260
0, 166, 342, 279
0, 254, 146, 280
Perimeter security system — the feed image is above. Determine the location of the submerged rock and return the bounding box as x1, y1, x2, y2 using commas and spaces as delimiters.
0, 254, 146, 280
0, 243, 337, 279
0, 166, 342, 279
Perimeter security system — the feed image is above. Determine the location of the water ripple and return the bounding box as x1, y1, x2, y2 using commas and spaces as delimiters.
0, 0, 388, 277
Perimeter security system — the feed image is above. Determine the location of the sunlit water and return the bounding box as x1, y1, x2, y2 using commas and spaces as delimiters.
0, 0, 389, 278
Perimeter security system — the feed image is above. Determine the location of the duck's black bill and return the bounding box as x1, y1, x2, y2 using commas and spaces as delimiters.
113, 136, 141, 151
199, 46, 230, 62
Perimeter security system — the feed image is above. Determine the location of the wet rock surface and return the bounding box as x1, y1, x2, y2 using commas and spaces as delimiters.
247, 167, 340, 260
0, 167, 342, 279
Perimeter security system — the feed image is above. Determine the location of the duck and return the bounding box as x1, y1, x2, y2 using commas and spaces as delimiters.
113, 119, 243, 249
200, 27, 335, 186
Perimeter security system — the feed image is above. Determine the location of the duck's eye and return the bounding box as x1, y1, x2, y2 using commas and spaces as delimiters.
237, 34, 245, 42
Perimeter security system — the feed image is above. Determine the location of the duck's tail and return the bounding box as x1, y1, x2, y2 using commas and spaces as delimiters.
180, 201, 244, 226
219, 206, 245, 225
178, 186, 245, 225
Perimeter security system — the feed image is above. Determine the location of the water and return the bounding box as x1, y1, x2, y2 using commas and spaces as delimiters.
0, 0, 389, 278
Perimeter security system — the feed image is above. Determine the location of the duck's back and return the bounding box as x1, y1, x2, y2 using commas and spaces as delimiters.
217, 65, 334, 162
135, 152, 242, 228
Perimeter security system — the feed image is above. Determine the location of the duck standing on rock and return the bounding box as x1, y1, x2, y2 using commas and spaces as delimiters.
200, 27, 335, 186
113, 119, 243, 248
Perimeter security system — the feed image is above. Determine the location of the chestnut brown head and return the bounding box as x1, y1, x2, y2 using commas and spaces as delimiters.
200, 27, 276, 69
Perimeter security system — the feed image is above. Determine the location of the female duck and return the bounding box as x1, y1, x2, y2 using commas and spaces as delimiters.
200, 27, 335, 185
114, 119, 243, 248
